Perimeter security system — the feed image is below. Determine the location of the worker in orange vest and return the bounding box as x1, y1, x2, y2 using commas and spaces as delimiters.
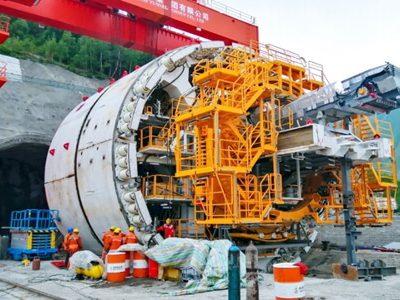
101, 226, 115, 261
66, 228, 83, 255
63, 228, 82, 268
157, 218, 175, 238
124, 226, 138, 244
62, 227, 73, 250
107, 227, 124, 252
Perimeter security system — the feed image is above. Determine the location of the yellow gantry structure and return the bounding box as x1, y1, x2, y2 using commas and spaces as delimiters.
173, 45, 323, 225
138, 43, 397, 232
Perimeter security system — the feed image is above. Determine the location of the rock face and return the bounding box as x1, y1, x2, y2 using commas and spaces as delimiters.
0, 54, 103, 232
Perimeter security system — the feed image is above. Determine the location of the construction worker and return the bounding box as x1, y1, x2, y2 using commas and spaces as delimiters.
101, 226, 115, 261
62, 227, 73, 250
124, 226, 138, 244
157, 218, 175, 238
64, 228, 82, 268
106, 227, 124, 252
66, 228, 83, 255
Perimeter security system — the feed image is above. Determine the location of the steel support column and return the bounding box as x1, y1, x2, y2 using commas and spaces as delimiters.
340, 157, 358, 265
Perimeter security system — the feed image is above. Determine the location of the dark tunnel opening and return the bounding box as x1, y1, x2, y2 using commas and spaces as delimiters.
0, 143, 49, 235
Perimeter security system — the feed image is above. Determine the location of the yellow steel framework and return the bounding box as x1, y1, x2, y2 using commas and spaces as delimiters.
137, 43, 396, 231
173, 44, 324, 225
141, 174, 191, 201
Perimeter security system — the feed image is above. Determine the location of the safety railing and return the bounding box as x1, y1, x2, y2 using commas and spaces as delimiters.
9, 209, 59, 230
353, 115, 393, 140
176, 139, 212, 174
352, 115, 397, 188
249, 41, 325, 89
352, 115, 379, 140
307, 60, 324, 83
259, 173, 283, 202
142, 175, 191, 200
173, 96, 193, 118
373, 118, 393, 139
158, 119, 177, 148
250, 42, 306, 68
219, 138, 248, 169
196, 0, 256, 24
371, 161, 397, 185
238, 174, 262, 220
278, 107, 294, 129
173, 218, 206, 239
193, 56, 241, 81
139, 126, 166, 150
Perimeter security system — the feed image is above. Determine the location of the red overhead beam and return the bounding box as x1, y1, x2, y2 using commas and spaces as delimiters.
8, 0, 39, 6
0, 0, 200, 55
89, 0, 258, 46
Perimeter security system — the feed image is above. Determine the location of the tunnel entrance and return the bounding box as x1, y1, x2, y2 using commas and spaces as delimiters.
0, 143, 49, 234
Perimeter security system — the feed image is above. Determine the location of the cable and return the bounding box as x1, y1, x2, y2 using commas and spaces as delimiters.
160, 66, 185, 89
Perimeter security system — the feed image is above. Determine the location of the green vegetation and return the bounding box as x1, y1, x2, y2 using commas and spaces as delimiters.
0, 19, 153, 79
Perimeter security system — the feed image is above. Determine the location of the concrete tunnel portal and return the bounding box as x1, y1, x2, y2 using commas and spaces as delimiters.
0, 139, 49, 235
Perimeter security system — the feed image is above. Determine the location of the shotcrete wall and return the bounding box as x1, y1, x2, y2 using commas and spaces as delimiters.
0, 54, 103, 232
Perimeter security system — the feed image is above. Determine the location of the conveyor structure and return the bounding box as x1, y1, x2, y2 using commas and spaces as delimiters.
45, 42, 400, 254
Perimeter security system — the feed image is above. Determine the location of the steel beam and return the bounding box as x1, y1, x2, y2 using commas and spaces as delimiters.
0, 0, 199, 55
89, 0, 258, 45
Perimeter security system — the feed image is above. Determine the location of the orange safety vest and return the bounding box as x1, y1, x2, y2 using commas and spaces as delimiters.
102, 230, 113, 250
67, 234, 82, 254
109, 235, 123, 250
102, 230, 112, 243
63, 233, 71, 249
125, 232, 138, 244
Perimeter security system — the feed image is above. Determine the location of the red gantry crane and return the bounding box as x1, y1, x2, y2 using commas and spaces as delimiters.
0, 0, 259, 55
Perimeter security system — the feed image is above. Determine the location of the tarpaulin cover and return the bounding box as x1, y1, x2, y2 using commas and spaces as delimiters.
69, 250, 103, 270
145, 238, 246, 295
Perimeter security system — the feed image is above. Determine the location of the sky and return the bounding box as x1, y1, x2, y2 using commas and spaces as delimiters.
218, 0, 400, 82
